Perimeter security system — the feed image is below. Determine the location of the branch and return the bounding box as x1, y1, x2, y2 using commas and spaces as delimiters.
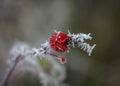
2, 55, 23, 86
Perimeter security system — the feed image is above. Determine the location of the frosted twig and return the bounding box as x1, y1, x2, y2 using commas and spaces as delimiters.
68, 31, 96, 56
2, 31, 96, 86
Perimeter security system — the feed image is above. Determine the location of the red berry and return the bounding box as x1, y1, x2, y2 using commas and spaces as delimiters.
49, 31, 68, 52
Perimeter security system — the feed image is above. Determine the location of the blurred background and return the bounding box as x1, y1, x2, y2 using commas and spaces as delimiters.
0, 0, 120, 86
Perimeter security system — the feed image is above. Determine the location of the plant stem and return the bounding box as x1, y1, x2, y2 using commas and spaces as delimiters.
2, 55, 23, 86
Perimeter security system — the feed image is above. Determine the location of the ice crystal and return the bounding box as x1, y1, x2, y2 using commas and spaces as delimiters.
68, 31, 96, 56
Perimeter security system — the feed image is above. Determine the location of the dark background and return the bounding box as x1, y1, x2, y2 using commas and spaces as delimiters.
0, 0, 120, 86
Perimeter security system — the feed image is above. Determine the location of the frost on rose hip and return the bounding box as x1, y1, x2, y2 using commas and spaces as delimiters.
4, 31, 96, 86
49, 31, 69, 52
9, 31, 96, 65
33, 31, 96, 64
48, 31, 96, 56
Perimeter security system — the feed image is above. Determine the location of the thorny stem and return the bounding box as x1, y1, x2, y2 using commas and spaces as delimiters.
2, 55, 23, 86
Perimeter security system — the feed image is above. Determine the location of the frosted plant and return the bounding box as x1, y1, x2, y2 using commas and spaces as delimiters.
67, 31, 96, 56
2, 30, 96, 86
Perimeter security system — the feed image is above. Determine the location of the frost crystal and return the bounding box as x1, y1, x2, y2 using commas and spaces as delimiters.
68, 31, 96, 56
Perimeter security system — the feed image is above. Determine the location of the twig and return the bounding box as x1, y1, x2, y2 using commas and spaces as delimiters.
2, 55, 23, 86
2, 31, 96, 86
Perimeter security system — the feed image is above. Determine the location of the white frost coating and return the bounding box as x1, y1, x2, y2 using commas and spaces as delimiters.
41, 41, 49, 48
9, 31, 96, 65
57, 31, 61, 36
8, 41, 31, 65
68, 31, 96, 56
54, 29, 57, 33
32, 48, 42, 57
80, 42, 96, 56
8, 41, 67, 86
7, 30, 96, 86
10, 42, 30, 58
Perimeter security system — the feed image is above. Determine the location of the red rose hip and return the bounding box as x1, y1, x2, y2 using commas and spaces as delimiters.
49, 31, 68, 52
